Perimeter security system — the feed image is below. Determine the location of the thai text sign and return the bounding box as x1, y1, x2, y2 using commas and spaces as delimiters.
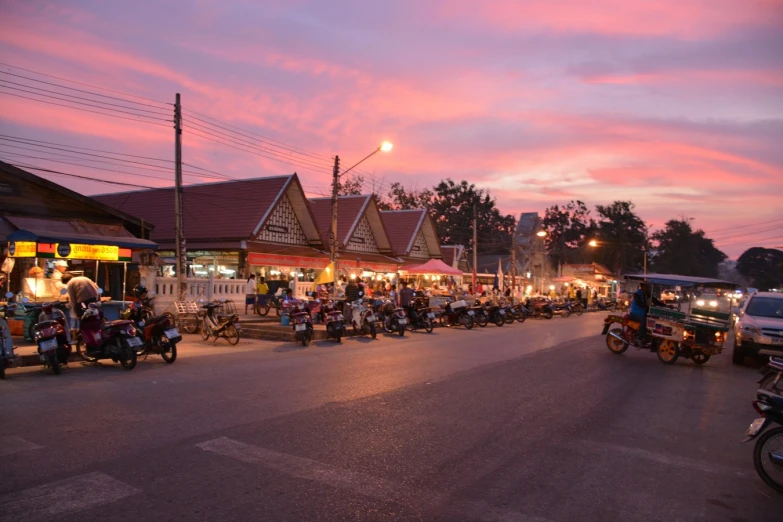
7, 241, 37, 257
55, 243, 120, 261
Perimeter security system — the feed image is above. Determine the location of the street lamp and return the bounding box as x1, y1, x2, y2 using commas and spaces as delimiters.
536, 230, 547, 237
588, 239, 647, 275
329, 142, 393, 296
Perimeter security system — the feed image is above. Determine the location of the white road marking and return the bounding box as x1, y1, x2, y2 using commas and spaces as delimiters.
572, 439, 751, 477
0, 471, 141, 522
196, 436, 551, 521
0, 436, 43, 456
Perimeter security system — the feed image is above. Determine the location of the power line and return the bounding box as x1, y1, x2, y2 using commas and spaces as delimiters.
0, 62, 170, 108
708, 218, 783, 236
182, 117, 333, 171
0, 90, 171, 127
0, 83, 170, 122
715, 235, 783, 248
0, 78, 170, 117
713, 225, 783, 242
0, 134, 173, 164
184, 107, 332, 161
0, 160, 157, 189
0, 140, 174, 172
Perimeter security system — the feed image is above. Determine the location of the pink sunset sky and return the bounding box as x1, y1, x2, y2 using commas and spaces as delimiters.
1, 0, 782, 258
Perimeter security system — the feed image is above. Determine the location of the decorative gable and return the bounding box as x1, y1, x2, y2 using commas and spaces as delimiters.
257, 195, 308, 245
346, 215, 379, 253
409, 230, 430, 259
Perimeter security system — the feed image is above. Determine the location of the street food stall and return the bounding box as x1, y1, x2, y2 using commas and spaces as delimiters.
400, 258, 463, 308
5, 226, 157, 320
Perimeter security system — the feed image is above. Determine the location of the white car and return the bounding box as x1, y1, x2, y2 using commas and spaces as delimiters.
733, 292, 783, 365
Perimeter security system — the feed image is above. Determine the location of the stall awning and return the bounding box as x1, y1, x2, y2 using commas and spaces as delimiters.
336, 252, 400, 273
400, 258, 462, 276
5, 217, 158, 250
247, 243, 329, 269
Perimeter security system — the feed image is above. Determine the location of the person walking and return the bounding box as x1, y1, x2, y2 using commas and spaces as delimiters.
244, 274, 256, 314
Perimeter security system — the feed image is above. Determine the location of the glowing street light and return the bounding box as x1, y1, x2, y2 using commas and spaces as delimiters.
588, 239, 598, 247
536, 230, 547, 237
379, 141, 393, 152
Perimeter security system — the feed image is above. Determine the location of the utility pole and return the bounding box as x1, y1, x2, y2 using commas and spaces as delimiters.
472, 203, 477, 293
510, 222, 516, 302
174, 93, 186, 301
329, 155, 340, 298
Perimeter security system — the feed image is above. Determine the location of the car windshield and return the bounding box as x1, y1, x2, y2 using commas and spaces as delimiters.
745, 297, 783, 319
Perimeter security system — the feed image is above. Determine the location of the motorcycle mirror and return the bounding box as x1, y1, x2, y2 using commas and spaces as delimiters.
98, 288, 104, 295
60, 288, 68, 295
22, 297, 29, 303
4, 291, 12, 299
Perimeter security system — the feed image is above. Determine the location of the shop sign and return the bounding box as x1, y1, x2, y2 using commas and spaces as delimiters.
55, 243, 120, 261
248, 252, 328, 269
7, 241, 37, 257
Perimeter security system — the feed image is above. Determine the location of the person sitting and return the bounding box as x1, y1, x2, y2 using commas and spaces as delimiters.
629, 282, 665, 344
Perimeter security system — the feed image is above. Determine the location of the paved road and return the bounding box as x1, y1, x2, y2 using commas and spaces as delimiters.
1, 314, 780, 521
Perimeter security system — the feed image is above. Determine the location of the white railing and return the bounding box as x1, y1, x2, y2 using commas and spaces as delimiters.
153, 276, 245, 312
295, 282, 315, 299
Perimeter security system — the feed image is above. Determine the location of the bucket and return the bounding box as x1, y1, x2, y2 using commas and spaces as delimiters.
280, 313, 290, 326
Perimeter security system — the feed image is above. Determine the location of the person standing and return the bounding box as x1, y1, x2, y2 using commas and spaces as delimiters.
62, 273, 100, 320
244, 274, 256, 314
51, 260, 68, 293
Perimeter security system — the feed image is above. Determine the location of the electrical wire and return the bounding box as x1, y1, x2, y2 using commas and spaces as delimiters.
183, 118, 333, 171
0, 159, 158, 189
0, 134, 173, 163
0, 90, 171, 127
0, 62, 170, 107
0, 141, 174, 172
712, 225, 783, 242
705, 217, 783, 235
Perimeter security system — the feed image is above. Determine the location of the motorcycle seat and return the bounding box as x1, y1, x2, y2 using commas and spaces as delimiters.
327, 311, 342, 317
291, 311, 308, 318
36, 320, 60, 329
104, 320, 133, 330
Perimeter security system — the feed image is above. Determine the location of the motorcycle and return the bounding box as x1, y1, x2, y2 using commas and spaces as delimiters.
406, 303, 435, 333
125, 301, 180, 363
483, 302, 506, 327
256, 293, 282, 316
601, 313, 665, 357
525, 298, 554, 320
743, 390, 783, 493
33, 303, 72, 375
198, 301, 241, 345
499, 300, 516, 324
551, 301, 573, 318
470, 300, 489, 327
439, 299, 474, 329
349, 299, 377, 338
322, 300, 346, 342
75, 303, 138, 370
379, 299, 407, 337
286, 300, 314, 346
510, 302, 529, 323
0, 292, 17, 380
759, 357, 783, 395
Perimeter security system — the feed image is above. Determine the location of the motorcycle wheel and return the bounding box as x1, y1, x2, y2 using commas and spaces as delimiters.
543, 310, 553, 320
657, 340, 679, 365
200, 322, 210, 341
398, 323, 405, 337
76, 335, 98, 363
256, 302, 270, 316
119, 343, 137, 370
753, 426, 783, 494
369, 322, 377, 339
561, 309, 571, 318
575, 306, 583, 316
440, 314, 451, 327
504, 313, 514, 324
516, 312, 527, 324
47, 353, 61, 375
134, 334, 146, 356
494, 314, 504, 327
463, 315, 474, 330
224, 324, 240, 345
476, 313, 488, 328
424, 318, 433, 333
691, 351, 710, 365
301, 333, 309, 347
759, 372, 783, 395
605, 327, 629, 354
0, 359, 5, 380
160, 337, 177, 364
178, 313, 199, 334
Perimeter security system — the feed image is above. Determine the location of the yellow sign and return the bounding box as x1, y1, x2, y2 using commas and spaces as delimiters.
55, 243, 119, 261
8, 241, 37, 257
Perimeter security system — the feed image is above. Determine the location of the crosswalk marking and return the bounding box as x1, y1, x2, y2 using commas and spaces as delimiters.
0, 436, 43, 457
0, 471, 140, 522
196, 436, 550, 521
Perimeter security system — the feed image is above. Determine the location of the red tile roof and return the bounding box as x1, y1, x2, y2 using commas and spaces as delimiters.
379, 210, 425, 257
94, 176, 292, 249
307, 195, 370, 247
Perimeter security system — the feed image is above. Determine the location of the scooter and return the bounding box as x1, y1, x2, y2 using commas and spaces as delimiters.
406, 303, 434, 333
379, 299, 407, 337
198, 301, 241, 345
439, 299, 474, 329
510, 302, 529, 323
0, 292, 17, 380
759, 357, 783, 395
349, 298, 377, 339
483, 301, 506, 327
287, 300, 314, 346
76, 303, 138, 370
470, 300, 489, 327
743, 390, 783, 494
525, 298, 554, 319
33, 303, 72, 375
322, 300, 346, 342
126, 300, 180, 363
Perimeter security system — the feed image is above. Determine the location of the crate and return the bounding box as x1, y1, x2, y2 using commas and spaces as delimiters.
451, 300, 468, 309
7, 319, 24, 336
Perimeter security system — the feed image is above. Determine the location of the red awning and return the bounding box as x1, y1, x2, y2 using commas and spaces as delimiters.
248, 252, 328, 269
400, 258, 462, 276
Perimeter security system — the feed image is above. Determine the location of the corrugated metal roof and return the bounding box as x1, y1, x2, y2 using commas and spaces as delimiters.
95, 176, 292, 244
379, 210, 425, 256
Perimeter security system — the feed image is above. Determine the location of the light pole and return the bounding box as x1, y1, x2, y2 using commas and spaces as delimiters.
588, 239, 647, 275
329, 142, 393, 297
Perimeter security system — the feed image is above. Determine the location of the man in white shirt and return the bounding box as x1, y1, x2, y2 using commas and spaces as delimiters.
51, 260, 68, 293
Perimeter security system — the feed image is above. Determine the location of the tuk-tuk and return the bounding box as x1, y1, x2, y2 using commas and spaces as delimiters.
602, 273, 736, 365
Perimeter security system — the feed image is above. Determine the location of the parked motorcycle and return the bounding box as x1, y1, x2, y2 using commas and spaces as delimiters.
743, 390, 783, 493
470, 300, 489, 327
510, 302, 529, 323
287, 300, 314, 346
323, 300, 346, 342
76, 303, 138, 370
33, 302, 72, 375
349, 298, 377, 338
198, 301, 241, 345
406, 303, 434, 333
0, 292, 17, 380
125, 300, 180, 363
440, 299, 474, 329
483, 301, 506, 327
759, 357, 783, 395
526, 298, 554, 320
380, 299, 407, 336
499, 300, 516, 324
551, 301, 573, 318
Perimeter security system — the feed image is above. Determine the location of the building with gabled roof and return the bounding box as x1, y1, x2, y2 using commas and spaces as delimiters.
379, 209, 442, 264
308, 195, 399, 274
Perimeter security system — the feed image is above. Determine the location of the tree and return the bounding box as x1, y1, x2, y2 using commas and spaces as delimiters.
736, 247, 783, 290
541, 200, 595, 267
651, 219, 727, 277
593, 201, 648, 275
385, 182, 434, 210
429, 179, 516, 256
337, 174, 364, 196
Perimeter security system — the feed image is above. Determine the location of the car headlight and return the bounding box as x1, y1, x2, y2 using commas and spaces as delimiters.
696, 300, 705, 306
741, 324, 760, 336
709, 300, 717, 307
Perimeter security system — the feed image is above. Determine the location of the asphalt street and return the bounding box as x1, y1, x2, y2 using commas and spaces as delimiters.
1, 313, 780, 521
